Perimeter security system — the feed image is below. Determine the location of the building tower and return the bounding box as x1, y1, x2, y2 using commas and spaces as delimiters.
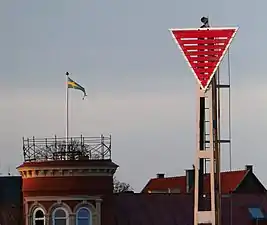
170, 19, 238, 225
17, 135, 118, 225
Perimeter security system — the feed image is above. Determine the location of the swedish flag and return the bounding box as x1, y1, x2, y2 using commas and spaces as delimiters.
67, 77, 87, 99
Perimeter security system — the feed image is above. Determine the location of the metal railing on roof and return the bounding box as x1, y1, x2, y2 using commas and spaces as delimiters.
22, 135, 111, 162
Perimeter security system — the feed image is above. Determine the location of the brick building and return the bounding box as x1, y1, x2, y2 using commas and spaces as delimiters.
16, 135, 118, 225
18, 159, 117, 225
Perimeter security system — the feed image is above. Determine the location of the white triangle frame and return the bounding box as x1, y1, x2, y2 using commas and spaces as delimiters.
169, 27, 239, 91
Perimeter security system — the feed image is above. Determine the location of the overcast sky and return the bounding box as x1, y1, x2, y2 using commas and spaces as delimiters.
1, 0, 267, 191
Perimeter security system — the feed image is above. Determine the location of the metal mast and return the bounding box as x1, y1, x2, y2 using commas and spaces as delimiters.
193, 16, 217, 225
194, 16, 222, 225
195, 17, 232, 225
169, 23, 238, 225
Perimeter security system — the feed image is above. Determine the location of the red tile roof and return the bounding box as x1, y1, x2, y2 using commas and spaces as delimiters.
142, 170, 248, 194
143, 176, 187, 193
204, 170, 248, 194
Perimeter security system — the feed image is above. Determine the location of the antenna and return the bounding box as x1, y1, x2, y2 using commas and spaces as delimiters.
8, 166, 11, 176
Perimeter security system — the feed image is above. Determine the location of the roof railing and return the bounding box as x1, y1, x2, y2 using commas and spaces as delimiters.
22, 135, 111, 162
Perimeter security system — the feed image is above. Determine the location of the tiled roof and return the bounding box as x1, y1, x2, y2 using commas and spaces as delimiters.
102, 193, 267, 225
142, 170, 248, 194
143, 176, 187, 193
204, 170, 248, 194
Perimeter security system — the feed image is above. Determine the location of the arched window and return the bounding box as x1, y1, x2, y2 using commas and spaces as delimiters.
52, 208, 68, 225
33, 208, 45, 225
76, 207, 91, 225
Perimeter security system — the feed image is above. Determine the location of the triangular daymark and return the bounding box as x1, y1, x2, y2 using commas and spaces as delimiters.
170, 27, 238, 91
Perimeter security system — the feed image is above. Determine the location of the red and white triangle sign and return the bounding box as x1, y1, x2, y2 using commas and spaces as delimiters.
170, 27, 238, 91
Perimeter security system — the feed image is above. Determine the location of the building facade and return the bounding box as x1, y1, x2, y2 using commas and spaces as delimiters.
17, 135, 117, 225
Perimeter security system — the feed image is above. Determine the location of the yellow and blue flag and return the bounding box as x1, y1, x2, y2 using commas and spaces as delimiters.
67, 77, 87, 99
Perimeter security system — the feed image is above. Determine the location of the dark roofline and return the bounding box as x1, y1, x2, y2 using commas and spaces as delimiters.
233, 169, 267, 193
17, 159, 119, 169
232, 169, 250, 192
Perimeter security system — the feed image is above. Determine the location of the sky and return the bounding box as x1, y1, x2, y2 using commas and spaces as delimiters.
1, 0, 267, 191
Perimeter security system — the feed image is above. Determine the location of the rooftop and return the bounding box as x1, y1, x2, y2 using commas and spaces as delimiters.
142, 166, 262, 194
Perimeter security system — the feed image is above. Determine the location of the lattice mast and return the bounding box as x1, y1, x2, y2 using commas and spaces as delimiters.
170, 20, 238, 225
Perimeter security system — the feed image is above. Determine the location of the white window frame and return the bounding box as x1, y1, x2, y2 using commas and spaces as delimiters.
33, 207, 45, 225
75, 207, 92, 225
52, 207, 69, 225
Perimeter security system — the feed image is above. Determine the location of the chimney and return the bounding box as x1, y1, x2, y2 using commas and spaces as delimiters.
157, 173, 165, 179
186, 168, 195, 193
245, 165, 253, 172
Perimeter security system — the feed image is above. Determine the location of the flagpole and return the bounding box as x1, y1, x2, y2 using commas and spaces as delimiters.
65, 72, 69, 158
